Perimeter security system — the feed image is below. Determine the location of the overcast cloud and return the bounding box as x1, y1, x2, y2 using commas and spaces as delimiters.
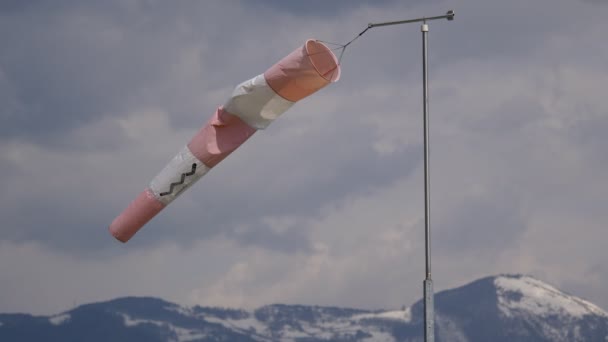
1, 0, 607, 315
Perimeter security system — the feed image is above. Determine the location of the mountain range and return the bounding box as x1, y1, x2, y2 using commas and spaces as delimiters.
1, 274, 606, 341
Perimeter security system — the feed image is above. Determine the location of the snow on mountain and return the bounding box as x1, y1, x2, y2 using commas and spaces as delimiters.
1, 274, 607, 341
496, 275, 607, 319
48, 313, 70, 325
201, 304, 410, 341
353, 308, 411, 322
490, 274, 608, 342
119, 312, 211, 342
120, 312, 162, 327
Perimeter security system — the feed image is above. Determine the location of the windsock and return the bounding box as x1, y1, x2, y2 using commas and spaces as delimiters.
109, 39, 340, 242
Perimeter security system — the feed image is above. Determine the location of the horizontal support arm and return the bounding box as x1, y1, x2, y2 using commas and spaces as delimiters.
368, 10, 454, 28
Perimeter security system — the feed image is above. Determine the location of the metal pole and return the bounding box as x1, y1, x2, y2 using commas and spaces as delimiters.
364, 11, 454, 342
421, 21, 434, 342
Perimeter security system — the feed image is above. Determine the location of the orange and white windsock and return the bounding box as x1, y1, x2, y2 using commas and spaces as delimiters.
109, 39, 340, 242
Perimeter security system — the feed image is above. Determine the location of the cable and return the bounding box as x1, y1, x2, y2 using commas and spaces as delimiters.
315, 24, 373, 65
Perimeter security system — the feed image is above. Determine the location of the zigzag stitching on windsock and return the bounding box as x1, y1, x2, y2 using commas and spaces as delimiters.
159, 163, 197, 196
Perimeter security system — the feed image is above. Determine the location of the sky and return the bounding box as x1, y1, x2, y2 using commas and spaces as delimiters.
1, 0, 607, 315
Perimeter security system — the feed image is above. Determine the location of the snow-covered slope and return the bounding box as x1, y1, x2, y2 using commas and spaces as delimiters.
424, 274, 608, 342
496, 275, 607, 318
492, 275, 608, 342
0, 274, 606, 341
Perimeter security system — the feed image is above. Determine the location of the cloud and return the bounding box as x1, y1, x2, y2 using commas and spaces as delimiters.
244, 0, 405, 17
581, 0, 608, 4
0, 238, 249, 315
0, 0, 607, 315
0, 0, 426, 252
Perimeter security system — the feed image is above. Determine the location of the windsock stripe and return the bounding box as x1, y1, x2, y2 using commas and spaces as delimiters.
149, 145, 211, 205
187, 107, 257, 169
223, 74, 295, 130
109, 188, 165, 243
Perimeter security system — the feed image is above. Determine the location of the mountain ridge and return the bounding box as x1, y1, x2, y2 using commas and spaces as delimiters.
1, 274, 607, 341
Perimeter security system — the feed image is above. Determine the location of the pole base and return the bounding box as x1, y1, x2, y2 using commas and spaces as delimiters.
424, 279, 435, 342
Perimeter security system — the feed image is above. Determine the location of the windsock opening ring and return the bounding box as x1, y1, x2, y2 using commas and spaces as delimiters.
305, 39, 341, 83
